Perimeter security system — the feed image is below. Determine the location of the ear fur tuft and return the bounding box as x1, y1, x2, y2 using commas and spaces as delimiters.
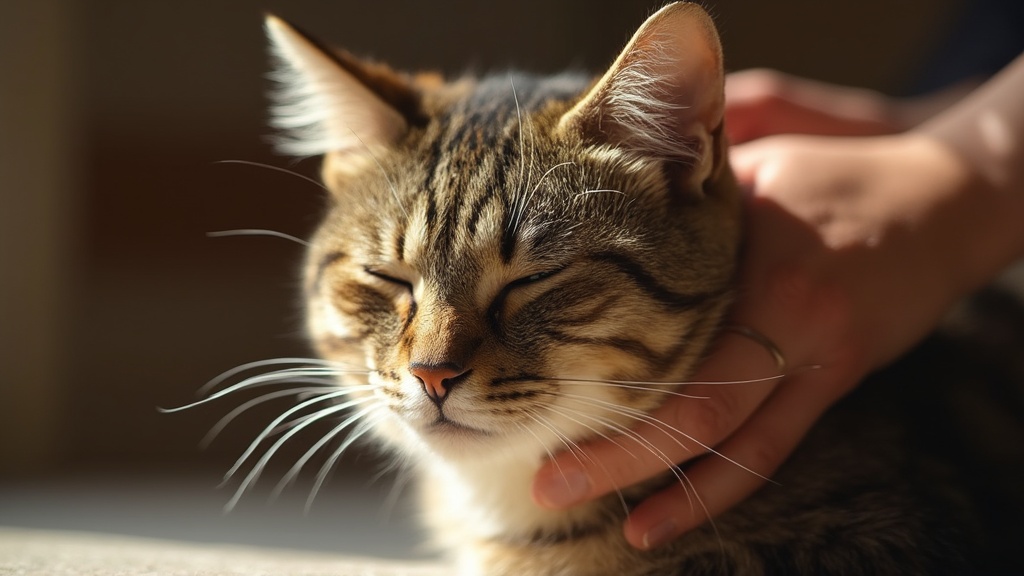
264, 15, 408, 158
559, 3, 724, 175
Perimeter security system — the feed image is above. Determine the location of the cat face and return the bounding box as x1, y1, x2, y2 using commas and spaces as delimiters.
267, 3, 739, 462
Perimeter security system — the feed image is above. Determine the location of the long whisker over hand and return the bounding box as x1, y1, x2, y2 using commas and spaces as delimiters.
558, 393, 776, 485
540, 372, 801, 388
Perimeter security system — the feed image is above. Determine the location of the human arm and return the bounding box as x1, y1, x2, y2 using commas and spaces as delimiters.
532, 52, 1024, 549
724, 68, 977, 143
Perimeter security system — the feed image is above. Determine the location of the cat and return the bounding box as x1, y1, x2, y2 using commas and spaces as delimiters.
208, 3, 1024, 574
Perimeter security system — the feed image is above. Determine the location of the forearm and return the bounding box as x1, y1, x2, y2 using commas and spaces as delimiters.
916, 52, 1024, 298
724, 71, 983, 142
892, 80, 979, 130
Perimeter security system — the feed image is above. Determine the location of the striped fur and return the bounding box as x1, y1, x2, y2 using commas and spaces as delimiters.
255, 3, 1013, 575
277, 6, 741, 574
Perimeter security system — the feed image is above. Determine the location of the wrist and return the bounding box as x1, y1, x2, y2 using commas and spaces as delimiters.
906, 130, 1024, 301
890, 80, 980, 131
914, 54, 1024, 279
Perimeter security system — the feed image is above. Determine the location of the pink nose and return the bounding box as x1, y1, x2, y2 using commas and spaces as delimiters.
410, 363, 467, 403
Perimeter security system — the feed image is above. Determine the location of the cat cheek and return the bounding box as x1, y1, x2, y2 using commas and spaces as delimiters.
396, 297, 418, 331
320, 301, 357, 340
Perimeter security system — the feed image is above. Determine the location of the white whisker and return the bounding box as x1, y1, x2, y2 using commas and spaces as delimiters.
197, 357, 362, 397
271, 403, 380, 501
534, 404, 631, 515
225, 397, 372, 511
553, 378, 710, 400
348, 129, 408, 218
521, 409, 593, 473
563, 392, 775, 485
522, 409, 583, 464
546, 373, 790, 388
508, 75, 526, 236
542, 394, 714, 520
516, 160, 575, 236
541, 402, 631, 454
306, 407, 388, 512
519, 106, 538, 236
161, 374, 363, 414
207, 229, 310, 247
201, 386, 336, 448
224, 391, 366, 482
521, 408, 610, 510
214, 159, 328, 192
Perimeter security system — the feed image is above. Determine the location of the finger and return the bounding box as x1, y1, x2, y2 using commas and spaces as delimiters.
723, 103, 772, 144
621, 370, 846, 549
727, 141, 767, 184
532, 330, 783, 509
723, 69, 792, 143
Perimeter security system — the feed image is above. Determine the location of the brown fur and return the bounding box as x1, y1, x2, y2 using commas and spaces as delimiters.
250, 4, 1023, 574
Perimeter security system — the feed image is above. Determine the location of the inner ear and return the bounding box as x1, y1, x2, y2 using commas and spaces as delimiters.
558, 3, 724, 180
327, 49, 431, 130
264, 15, 426, 159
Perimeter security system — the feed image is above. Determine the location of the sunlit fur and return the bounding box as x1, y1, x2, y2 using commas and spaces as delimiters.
189, 3, 1020, 576
276, 5, 740, 574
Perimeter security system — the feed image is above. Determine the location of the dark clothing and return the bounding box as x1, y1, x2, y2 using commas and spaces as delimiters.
914, 0, 1024, 93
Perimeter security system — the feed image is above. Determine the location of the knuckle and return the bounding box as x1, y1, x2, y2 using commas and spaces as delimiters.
744, 436, 788, 477
675, 391, 740, 449
592, 442, 662, 491
741, 68, 788, 97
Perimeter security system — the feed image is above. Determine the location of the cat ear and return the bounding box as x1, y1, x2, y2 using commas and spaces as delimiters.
264, 15, 414, 159
558, 3, 724, 180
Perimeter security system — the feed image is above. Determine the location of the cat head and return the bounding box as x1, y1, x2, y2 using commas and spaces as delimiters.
266, 3, 740, 463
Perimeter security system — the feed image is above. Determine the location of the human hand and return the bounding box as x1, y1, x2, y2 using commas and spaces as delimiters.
532, 132, 981, 549
724, 69, 977, 144
724, 68, 904, 143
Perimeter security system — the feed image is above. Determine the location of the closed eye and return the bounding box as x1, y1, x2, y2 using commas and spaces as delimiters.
508, 267, 562, 289
487, 267, 566, 328
364, 267, 413, 291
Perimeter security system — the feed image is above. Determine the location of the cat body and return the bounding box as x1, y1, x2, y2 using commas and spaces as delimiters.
257, 4, 1022, 574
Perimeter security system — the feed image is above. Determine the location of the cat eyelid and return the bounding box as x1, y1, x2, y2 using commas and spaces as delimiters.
509, 266, 565, 288
364, 267, 413, 290
488, 266, 567, 322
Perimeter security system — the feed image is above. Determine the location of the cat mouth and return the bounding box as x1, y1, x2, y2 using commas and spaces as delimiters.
426, 416, 491, 438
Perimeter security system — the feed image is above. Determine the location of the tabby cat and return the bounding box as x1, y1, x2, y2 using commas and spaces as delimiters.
224, 3, 1023, 574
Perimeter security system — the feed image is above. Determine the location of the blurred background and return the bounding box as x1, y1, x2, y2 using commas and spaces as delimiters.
0, 0, 987, 559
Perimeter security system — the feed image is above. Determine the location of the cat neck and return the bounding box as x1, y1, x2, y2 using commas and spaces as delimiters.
419, 446, 616, 551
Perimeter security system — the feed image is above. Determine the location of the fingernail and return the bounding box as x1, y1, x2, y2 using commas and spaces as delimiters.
536, 467, 591, 508
642, 519, 679, 550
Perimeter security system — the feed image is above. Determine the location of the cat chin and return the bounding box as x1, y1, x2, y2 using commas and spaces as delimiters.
378, 417, 549, 466
365, 403, 545, 463
418, 427, 543, 464
415, 422, 497, 456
